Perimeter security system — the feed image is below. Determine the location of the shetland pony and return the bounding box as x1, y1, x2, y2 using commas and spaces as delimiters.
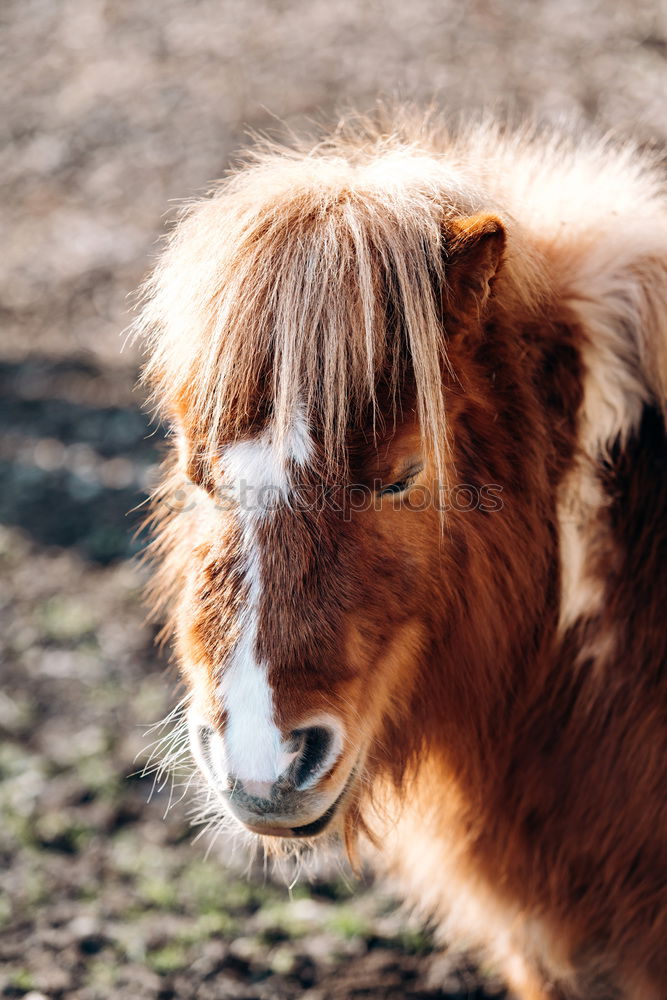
136, 113, 667, 1000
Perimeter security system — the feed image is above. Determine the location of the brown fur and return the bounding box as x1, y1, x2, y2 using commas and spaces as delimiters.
136, 113, 667, 999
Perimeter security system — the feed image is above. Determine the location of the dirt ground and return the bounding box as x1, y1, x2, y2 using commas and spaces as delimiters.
1, 2, 666, 998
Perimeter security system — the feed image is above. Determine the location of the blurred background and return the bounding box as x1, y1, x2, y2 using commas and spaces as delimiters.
1, 2, 665, 998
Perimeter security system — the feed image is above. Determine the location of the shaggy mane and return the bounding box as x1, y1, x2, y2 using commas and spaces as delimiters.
136, 115, 533, 483
135, 109, 667, 478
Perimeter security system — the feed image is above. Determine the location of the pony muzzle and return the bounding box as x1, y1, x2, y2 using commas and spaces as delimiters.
189, 713, 351, 837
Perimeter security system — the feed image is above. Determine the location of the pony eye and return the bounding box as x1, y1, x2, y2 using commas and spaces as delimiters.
380, 478, 412, 496
378, 465, 423, 497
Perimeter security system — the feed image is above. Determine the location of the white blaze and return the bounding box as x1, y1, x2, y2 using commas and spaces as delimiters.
217, 415, 313, 782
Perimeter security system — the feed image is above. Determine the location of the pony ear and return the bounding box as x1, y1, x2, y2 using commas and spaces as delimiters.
444, 213, 506, 316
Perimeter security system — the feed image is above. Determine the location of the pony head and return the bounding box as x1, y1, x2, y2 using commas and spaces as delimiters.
138, 121, 551, 847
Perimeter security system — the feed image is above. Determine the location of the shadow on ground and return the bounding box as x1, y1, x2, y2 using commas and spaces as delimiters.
0, 359, 158, 562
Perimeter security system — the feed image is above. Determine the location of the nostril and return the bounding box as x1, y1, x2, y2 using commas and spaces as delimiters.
291, 725, 337, 789
189, 711, 344, 806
